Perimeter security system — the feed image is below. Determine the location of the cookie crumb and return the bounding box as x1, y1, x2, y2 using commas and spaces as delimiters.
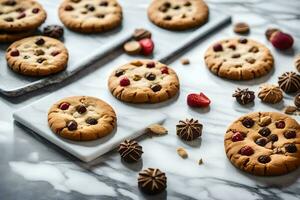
284, 106, 297, 115
233, 22, 250, 34
181, 58, 190, 65
177, 147, 188, 159
147, 124, 168, 135
198, 158, 203, 165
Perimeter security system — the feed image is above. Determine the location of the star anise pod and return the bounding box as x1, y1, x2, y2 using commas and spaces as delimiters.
118, 140, 143, 162
138, 168, 167, 195
176, 118, 202, 141
232, 88, 255, 105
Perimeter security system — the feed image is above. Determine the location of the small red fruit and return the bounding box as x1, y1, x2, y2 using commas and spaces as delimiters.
187, 92, 211, 108
120, 77, 130, 86
270, 31, 293, 50
139, 38, 154, 56
59, 102, 70, 110
240, 146, 254, 156
161, 67, 169, 74
231, 132, 244, 142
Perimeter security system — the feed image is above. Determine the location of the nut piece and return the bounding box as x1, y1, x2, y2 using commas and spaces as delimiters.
284, 106, 297, 115
233, 22, 250, 34
258, 84, 283, 104
147, 124, 168, 135
177, 147, 188, 159
133, 28, 152, 41
181, 58, 190, 65
123, 40, 142, 55
258, 116, 272, 126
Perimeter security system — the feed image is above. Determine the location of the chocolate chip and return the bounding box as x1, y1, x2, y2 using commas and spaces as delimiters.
268, 134, 278, 142
115, 69, 124, 77
249, 46, 259, 53
71, 0, 81, 2
34, 49, 45, 56
284, 130, 296, 139
213, 43, 223, 52
51, 51, 60, 57
258, 127, 271, 137
246, 57, 256, 64
67, 120, 78, 131
231, 53, 241, 58
3, 0, 16, 6
151, 84, 162, 92
76, 105, 87, 114
255, 138, 267, 146
184, 1, 191, 6
86, 117, 98, 125
17, 13, 26, 19
242, 118, 254, 128
285, 143, 297, 153
275, 121, 285, 129
97, 14, 105, 18
43, 25, 64, 39
4, 17, 14, 22
164, 15, 172, 21
35, 38, 45, 45
32, 8, 40, 13
163, 2, 171, 7
99, 1, 108, 6
23, 55, 30, 59
146, 62, 155, 68
10, 50, 19, 57
159, 6, 168, 12
145, 73, 156, 81
85, 4, 95, 11
16, 7, 25, 12
258, 155, 271, 164
64, 5, 73, 11
37, 58, 46, 63
173, 5, 180, 9
228, 45, 236, 50
239, 38, 248, 44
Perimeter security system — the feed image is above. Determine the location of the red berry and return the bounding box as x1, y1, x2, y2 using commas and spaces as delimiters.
240, 146, 254, 156
161, 67, 169, 74
59, 102, 70, 110
187, 92, 211, 108
270, 31, 293, 50
231, 132, 244, 142
146, 62, 155, 68
139, 38, 154, 56
10, 50, 19, 57
120, 77, 130, 86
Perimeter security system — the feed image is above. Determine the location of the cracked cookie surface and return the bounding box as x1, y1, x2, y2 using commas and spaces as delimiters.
6, 36, 68, 76
224, 112, 300, 176
204, 38, 274, 80
48, 96, 117, 141
147, 0, 208, 30
58, 0, 122, 33
108, 59, 180, 103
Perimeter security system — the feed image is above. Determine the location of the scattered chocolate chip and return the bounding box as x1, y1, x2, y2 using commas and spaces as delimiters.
10, 50, 19, 57
285, 143, 297, 153
238, 38, 248, 44
51, 51, 60, 57
249, 46, 259, 53
133, 28, 152, 40
268, 134, 278, 142
146, 62, 155, 68
163, 2, 171, 8
43, 25, 64, 39
228, 45, 236, 50
163, 15, 172, 20
35, 38, 45, 45
275, 121, 285, 129
255, 138, 267, 146
258, 127, 271, 137
284, 130, 296, 139
246, 57, 256, 64
231, 53, 241, 58
36, 58, 46, 63
71, 0, 81, 3
17, 13, 26, 19
115, 69, 124, 77
67, 120, 78, 131
34, 49, 45, 56
85, 4, 95, 11
184, 1, 191, 6
76, 105, 87, 114
99, 1, 108, 6
64, 5, 73, 11
151, 84, 162, 92
32, 8, 40, 13
145, 72, 156, 81
4, 17, 14, 22
16, 7, 25, 12
258, 155, 271, 164
3, 0, 16, 6
173, 5, 180, 9
86, 117, 98, 125
213, 43, 223, 52
242, 118, 254, 128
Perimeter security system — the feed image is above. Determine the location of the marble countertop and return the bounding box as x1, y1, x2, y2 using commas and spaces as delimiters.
1, 0, 300, 199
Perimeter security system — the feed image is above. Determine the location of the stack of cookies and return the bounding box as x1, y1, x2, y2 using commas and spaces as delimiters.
0, 0, 47, 43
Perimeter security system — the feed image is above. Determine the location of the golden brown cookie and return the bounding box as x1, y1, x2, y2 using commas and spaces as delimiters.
108, 59, 180, 103
147, 0, 209, 31
204, 38, 274, 80
0, 29, 34, 43
58, 0, 122, 33
48, 96, 117, 141
6, 36, 68, 76
0, 0, 47, 32
224, 112, 300, 176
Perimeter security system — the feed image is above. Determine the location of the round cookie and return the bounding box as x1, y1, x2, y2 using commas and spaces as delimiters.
58, 0, 123, 33
147, 0, 209, 31
0, 0, 47, 32
108, 59, 180, 103
6, 36, 68, 76
0, 29, 34, 43
224, 112, 300, 176
48, 96, 117, 141
204, 38, 274, 80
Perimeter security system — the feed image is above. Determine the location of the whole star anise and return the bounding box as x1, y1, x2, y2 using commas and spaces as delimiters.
232, 88, 255, 105
176, 118, 202, 141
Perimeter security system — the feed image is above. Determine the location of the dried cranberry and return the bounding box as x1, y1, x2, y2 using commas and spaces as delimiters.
285, 143, 297, 153
284, 130, 296, 139
146, 62, 155, 68
240, 146, 254, 156
231, 132, 244, 142
10, 50, 19, 57
213, 43, 223, 52
120, 77, 130, 86
59, 102, 70, 110
67, 120, 78, 131
258, 127, 271, 137
76, 105, 87, 114
258, 155, 271, 163
51, 51, 60, 57
275, 121, 285, 129
242, 118, 254, 128
161, 67, 169, 74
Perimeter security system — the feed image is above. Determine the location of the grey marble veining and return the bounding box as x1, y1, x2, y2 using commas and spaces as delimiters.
1, 0, 300, 200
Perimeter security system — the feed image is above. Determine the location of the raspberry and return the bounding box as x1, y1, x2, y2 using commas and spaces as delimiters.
187, 92, 211, 107
231, 132, 244, 142
59, 102, 70, 110
240, 146, 254, 156
139, 38, 154, 56
120, 77, 130, 86
160, 67, 169, 74
270, 31, 293, 50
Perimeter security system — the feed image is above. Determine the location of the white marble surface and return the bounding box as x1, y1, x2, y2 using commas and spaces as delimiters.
1, 0, 300, 199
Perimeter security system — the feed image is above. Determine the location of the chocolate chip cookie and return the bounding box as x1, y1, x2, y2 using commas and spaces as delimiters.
147, 0, 209, 31
225, 112, 300, 176
108, 60, 180, 103
58, 0, 122, 33
48, 96, 117, 141
0, 0, 47, 32
204, 38, 274, 80
6, 36, 68, 76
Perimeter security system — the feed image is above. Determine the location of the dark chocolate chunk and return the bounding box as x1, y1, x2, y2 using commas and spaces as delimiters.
151, 84, 162, 92
67, 120, 77, 131
268, 134, 278, 142
275, 121, 285, 129
86, 117, 98, 125
35, 38, 45, 45
76, 105, 87, 114
285, 143, 297, 153
242, 118, 254, 128
258, 127, 271, 137
43, 25, 64, 39
284, 130, 296, 139
145, 72, 156, 81
255, 138, 267, 146
258, 155, 271, 164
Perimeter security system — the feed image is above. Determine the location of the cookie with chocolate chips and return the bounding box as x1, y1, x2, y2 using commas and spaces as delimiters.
58, 0, 122, 33
224, 112, 300, 176
6, 36, 68, 76
0, 0, 47, 32
204, 38, 274, 80
108, 59, 180, 103
48, 96, 117, 141
147, 0, 209, 30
